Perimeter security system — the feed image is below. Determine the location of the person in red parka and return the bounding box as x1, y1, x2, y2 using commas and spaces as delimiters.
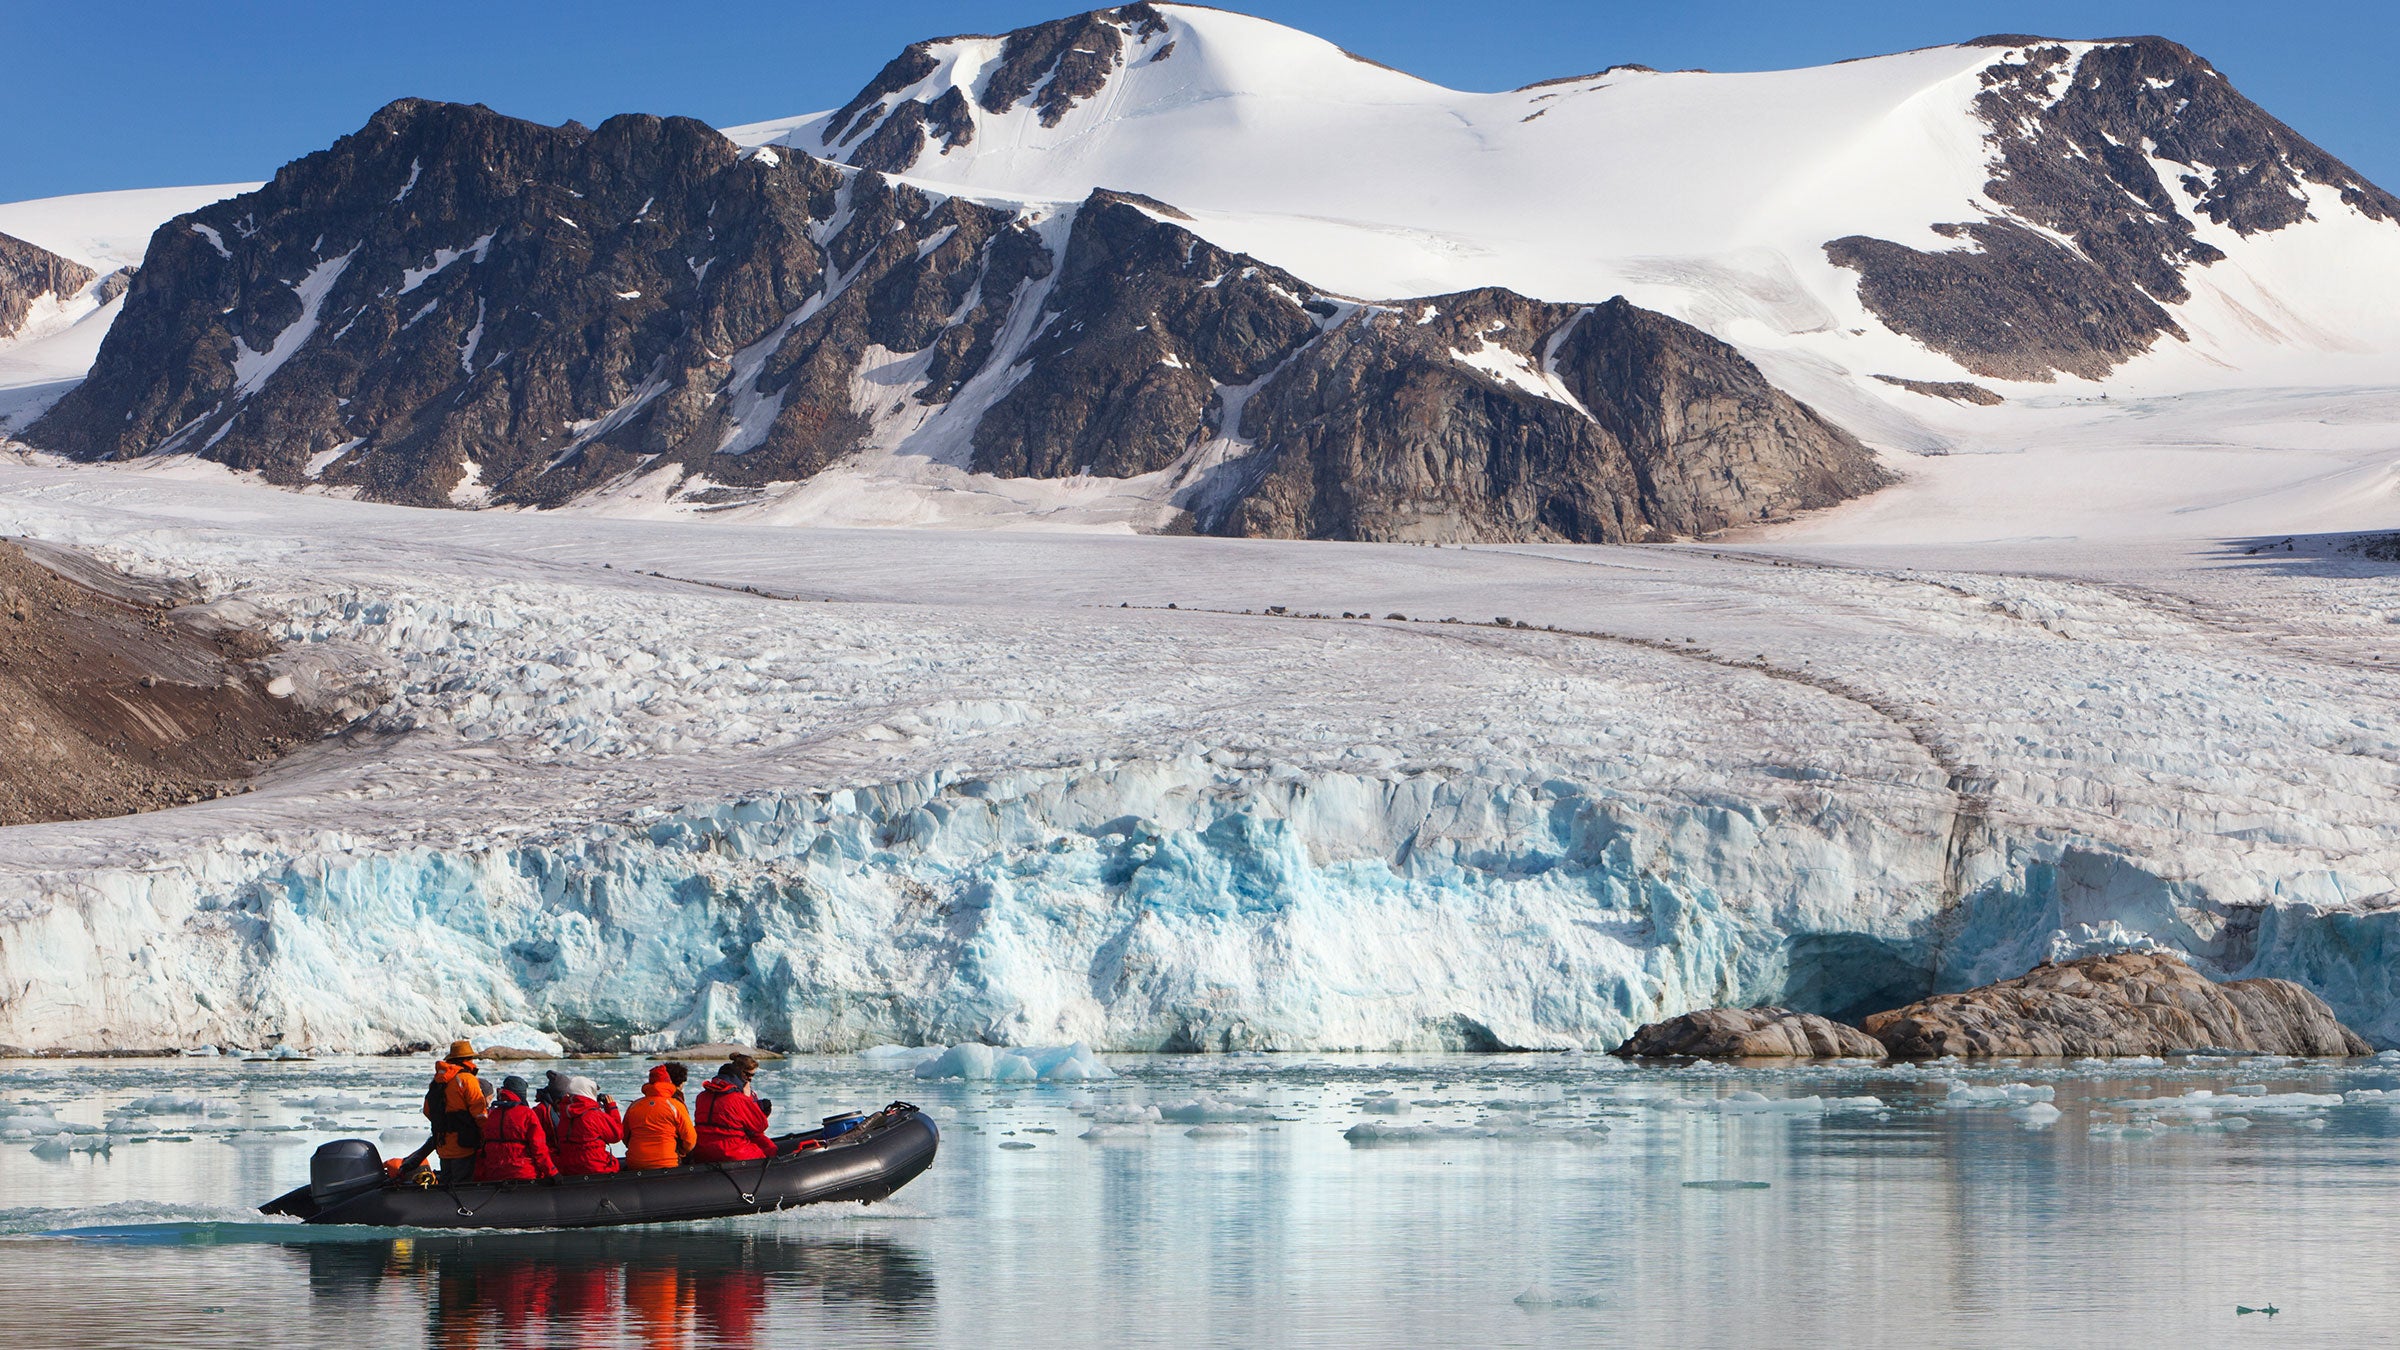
688, 1055, 776, 1163
472, 1075, 558, 1182
553, 1074, 624, 1176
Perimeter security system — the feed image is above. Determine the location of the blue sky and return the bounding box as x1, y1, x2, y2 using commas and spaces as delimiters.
3, 2, 2393, 202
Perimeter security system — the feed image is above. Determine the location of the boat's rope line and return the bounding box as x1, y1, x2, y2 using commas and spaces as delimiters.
707, 1152, 777, 1207
445, 1180, 503, 1219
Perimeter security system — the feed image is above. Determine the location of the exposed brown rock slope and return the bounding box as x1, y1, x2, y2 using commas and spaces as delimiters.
1612, 1007, 1884, 1058
1864, 951, 2370, 1058
0, 540, 330, 825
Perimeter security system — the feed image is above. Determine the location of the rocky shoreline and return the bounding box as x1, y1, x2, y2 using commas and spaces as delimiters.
1616, 952, 2372, 1061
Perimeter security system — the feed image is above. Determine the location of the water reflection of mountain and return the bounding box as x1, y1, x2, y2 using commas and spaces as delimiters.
292, 1230, 936, 1348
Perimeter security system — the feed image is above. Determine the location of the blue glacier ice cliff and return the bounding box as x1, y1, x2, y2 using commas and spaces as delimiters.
6, 756, 2395, 1053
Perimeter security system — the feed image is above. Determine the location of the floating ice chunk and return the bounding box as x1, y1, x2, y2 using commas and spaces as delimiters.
31, 1133, 110, 1159
243, 1045, 312, 1061
466, 1023, 565, 1057
859, 1045, 944, 1068
911, 1042, 1114, 1082
1344, 1122, 1482, 1146
1943, 1081, 2054, 1108
179, 1046, 221, 1058
1079, 1124, 1150, 1142
1184, 1124, 1249, 1139
1344, 1118, 1604, 1146
2014, 1101, 2062, 1127
2217, 1092, 2340, 1112
2072, 1055, 2165, 1068
112, 1095, 222, 1118
1669, 1091, 1883, 1115
281, 1094, 369, 1114
2342, 1088, 2400, 1103
1159, 1096, 1274, 1124
2131, 1089, 2340, 1113
1359, 1097, 1411, 1116
0, 1107, 95, 1139
1089, 1104, 1164, 1125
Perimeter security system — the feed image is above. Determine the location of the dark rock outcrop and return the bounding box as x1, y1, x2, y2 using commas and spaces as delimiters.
91, 266, 137, 306
968, 191, 1325, 481
0, 231, 96, 341
1873, 374, 2003, 405
1830, 37, 2400, 381
1864, 951, 2371, 1058
1215, 290, 1889, 541
979, 3, 1166, 125
27, 100, 1885, 540
825, 3, 1166, 162
1612, 1007, 1885, 1058
972, 201, 1885, 540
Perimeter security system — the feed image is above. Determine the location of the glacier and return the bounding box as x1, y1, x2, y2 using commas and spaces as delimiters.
8, 750, 2400, 1055
0, 458, 2397, 1053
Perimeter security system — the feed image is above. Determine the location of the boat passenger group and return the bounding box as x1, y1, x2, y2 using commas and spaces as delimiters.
420, 1039, 780, 1183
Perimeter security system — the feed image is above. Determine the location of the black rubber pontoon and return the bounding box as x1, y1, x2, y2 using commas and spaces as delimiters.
261, 1102, 937, 1229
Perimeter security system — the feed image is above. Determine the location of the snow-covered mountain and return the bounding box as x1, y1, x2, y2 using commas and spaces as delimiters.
740, 6, 2400, 414
19, 97, 1880, 540
11, 4, 2395, 534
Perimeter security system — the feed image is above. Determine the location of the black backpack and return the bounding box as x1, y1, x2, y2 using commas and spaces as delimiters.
423, 1074, 483, 1148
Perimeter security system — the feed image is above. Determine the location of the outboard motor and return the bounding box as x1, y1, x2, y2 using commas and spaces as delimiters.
309, 1139, 387, 1203
821, 1111, 868, 1139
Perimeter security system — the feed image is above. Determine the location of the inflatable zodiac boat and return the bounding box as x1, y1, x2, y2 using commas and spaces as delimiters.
261, 1101, 937, 1229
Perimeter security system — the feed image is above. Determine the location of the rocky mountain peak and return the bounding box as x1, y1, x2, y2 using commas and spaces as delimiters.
820, 4, 1173, 174
1828, 35, 2398, 381
0, 230, 97, 341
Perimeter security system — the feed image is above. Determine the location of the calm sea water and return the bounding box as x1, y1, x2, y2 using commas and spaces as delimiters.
0, 1052, 2393, 1348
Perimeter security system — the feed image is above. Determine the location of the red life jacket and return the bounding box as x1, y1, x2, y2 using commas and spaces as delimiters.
555, 1095, 624, 1175
689, 1078, 773, 1163
472, 1095, 557, 1181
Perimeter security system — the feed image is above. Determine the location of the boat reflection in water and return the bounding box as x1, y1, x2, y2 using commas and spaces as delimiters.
293, 1228, 936, 1348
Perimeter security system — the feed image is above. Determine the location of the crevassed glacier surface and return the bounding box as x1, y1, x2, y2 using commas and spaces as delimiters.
1, 460, 2396, 1052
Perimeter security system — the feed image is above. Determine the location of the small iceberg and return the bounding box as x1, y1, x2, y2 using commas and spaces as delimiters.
910, 1042, 1115, 1082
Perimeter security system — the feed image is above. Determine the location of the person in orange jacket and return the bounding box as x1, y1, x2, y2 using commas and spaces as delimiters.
622, 1063, 698, 1170
473, 1076, 558, 1182
689, 1055, 776, 1164
421, 1039, 487, 1183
